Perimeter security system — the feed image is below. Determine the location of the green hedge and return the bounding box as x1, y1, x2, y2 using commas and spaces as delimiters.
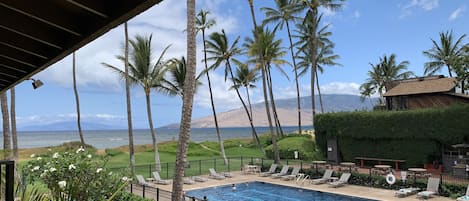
265, 135, 321, 160
315, 104, 469, 167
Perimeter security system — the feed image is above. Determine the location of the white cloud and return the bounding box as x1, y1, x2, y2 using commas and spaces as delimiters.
400, 0, 439, 18
319, 82, 361, 95
449, 6, 466, 21
36, 0, 239, 93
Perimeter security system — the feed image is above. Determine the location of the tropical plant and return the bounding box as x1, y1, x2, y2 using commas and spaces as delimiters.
297, 0, 344, 126
262, 0, 304, 134
359, 54, 414, 103
72, 52, 85, 148
246, 0, 280, 164
102, 34, 171, 171
230, 61, 264, 153
244, 26, 289, 137
423, 31, 466, 78
195, 10, 228, 164
453, 45, 469, 93
123, 23, 135, 176
172, 0, 196, 199
24, 148, 131, 201
205, 30, 265, 156
165, 56, 201, 97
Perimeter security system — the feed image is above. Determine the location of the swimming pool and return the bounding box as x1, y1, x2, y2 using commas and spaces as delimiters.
187, 181, 377, 201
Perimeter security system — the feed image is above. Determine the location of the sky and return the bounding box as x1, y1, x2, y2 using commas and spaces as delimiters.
7, 0, 469, 130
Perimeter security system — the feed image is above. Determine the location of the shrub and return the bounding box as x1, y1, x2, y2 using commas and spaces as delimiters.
265, 135, 321, 160
105, 149, 124, 157
23, 147, 130, 201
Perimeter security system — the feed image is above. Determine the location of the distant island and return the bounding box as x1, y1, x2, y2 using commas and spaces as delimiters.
163, 94, 376, 128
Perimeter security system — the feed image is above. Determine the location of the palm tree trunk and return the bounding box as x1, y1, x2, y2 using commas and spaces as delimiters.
172, 0, 196, 199
286, 21, 302, 135
202, 30, 228, 164
244, 86, 264, 154
145, 90, 161, 171
247, 0, 279, 163
227, 62, 265, 155
124, 23, 135, 175
266, 66, 284, 137
10, 88, 17, 161
316, 70, 324, 113
246, 87, 254, 120
73, 52, 85, 147
1, 93, 11, 159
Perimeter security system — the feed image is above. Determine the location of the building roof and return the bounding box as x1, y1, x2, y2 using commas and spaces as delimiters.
0, 0, 163, 93
383, 77, 457, 97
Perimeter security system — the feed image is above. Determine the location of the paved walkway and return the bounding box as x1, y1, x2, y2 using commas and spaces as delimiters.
134, 171, 454, 201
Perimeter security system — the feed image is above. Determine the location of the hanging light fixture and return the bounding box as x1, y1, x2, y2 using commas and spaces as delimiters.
30, 78, 44, 89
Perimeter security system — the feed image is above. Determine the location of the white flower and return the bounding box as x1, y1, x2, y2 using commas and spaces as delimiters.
121, 176, 129, 181
87, 154, 92, 159
76, 146, 85, 153
36, 157, 42, 160
58, 181, 67, 189
96, 168, 103, 173
68, 164, 76, 170
32, 166, 40, 172
52, 152, 59, 158
50, 167, 56, 172
30, 154, 35, 158
108, 172, 113, 176
40, 173, 46, 178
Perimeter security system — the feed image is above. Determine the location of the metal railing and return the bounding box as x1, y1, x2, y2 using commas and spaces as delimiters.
0, 160, 14, 201
129, 184, 201, 201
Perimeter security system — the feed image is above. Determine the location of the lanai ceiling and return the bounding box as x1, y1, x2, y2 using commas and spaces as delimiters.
0, 0, 163, 93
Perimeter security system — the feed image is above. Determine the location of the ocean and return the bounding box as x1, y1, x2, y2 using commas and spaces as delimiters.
13, 126, 310, 149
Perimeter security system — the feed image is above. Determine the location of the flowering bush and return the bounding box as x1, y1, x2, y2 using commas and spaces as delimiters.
24, 147, 131, 201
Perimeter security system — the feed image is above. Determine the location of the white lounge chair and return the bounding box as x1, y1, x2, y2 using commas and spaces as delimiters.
151, 171, 171, 185
456, 184, 469, 201
192, 176, 208, 182
328, 173, 351, 188
259, 164, 278, 177
395, 187, 420, 197
417, 177, 440, 199
136, 175, 156, 188
281, 166, 301, 180
311, 169, 334, 185
183, 177, 195, 185
208, 168, 226, 180
400, 171, 408, 183
271, 165, 289, 179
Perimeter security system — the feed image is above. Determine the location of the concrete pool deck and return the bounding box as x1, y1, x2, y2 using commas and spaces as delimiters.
136, 171, 454, 201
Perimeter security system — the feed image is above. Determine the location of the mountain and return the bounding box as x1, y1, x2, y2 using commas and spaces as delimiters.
19, 121, 125, 131
164, 94, 376, 128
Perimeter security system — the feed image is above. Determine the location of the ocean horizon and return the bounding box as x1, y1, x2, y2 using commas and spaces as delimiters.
7, 126, 312, 149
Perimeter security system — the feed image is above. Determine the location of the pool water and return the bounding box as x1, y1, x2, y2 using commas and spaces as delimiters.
187, 181, 377, 201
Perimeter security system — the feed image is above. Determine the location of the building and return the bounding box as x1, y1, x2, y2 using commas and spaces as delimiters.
383, 76, 469, 110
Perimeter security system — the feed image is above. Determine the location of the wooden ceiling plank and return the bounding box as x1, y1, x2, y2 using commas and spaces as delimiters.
0, 30, 59, 58
0, 25, 63, 50
0, 44, 45, 66
0, 54, 36, 68
0, 1, 81, 36
0, 72, 18, 79
0, 63, 28, 74
66, 0, 109, 18
0, 42, 48, 60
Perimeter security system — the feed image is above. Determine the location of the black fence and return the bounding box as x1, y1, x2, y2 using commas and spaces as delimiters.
128, 184, 201, 201
0, 160, 14, 201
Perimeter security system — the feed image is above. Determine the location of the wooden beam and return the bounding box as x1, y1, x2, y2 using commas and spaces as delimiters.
0, 44, 45, 67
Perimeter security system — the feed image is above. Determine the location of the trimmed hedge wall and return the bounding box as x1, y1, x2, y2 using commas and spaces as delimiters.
315, 104, 469, 167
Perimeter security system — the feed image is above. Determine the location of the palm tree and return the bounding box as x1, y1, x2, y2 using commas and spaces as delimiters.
172, 0, 196, 199
10, 87, 17, 161
72, 52, 85, 148
123, 23, 135, 176
359, 54, 414, 102
423, 31, 466, 78
165, 56, 201, 98
205, 30, 264, 156
102, 34, 171, 172
453, 46, 469, 93
262, 0, 304, 134
231, 61, 264, 153
195, 10, 228, 164
247, 0, 280, 164
1, 92, 11, 159
297, 0, 344, 126
244, 27, 289, 137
